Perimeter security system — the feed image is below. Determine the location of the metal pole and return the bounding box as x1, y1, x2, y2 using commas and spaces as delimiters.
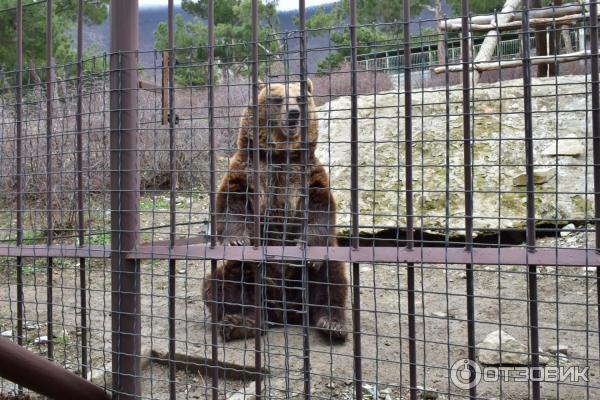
521, 2, 540, 399
251, 0, 262, 398
207, 0, 219, 398
76, 0, 88, 379
460, 0, 476, 398
110, 1, 141, 398
0, 337, 110, 400
403, 1, 416, 398
298, 1, 311, 398
46, 0, 55, 362
167, 1, 177, 398
15, 0, 24, 360
349, 1, 362, 399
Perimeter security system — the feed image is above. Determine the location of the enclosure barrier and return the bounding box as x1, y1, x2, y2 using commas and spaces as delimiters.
0, 0, 599, 399
0, 337, 109, 400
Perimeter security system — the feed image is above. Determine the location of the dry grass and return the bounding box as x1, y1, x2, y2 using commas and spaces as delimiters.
0, 65, 392, 232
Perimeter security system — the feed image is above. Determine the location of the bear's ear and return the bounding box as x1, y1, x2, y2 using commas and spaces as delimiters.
257, 79, 266, 91
306, 78, 313, 94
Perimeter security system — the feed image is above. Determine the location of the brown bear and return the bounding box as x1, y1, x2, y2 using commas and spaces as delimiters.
203, 80, 348, 342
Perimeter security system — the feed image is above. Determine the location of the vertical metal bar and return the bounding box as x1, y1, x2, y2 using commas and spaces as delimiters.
251, 0, 262, 398
460, 0, 476, 398
15, 0, 24, 358
521, 2, 540, 399
590, 0, 600, 369
46, 0, 55, 362
76, 0, 88, 379
167, 1, 177, 399
207, 0, 219, 399
110, 1, 141, 398
403, 1, 416, 399
298, 1, 311, 398
349, 1, 362, 400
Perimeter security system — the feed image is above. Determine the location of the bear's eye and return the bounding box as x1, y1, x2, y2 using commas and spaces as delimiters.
296, 96, 305, 104
267, 96, 283, 105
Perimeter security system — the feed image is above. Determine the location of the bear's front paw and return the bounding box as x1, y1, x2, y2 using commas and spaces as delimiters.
221, 236, 252, 246
220, 314, 260, 341
316, 316, 348, 342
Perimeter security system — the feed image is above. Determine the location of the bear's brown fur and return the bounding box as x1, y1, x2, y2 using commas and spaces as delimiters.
203, 80, 348, 342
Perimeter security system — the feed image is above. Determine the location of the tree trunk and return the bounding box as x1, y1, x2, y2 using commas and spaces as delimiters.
549, 0, 564, 76
472, 0, 521, 84
434, 0, 446, 65
531, 0, 548, 77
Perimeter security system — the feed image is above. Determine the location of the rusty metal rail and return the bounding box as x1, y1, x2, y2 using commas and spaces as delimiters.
0, 338, 110, 400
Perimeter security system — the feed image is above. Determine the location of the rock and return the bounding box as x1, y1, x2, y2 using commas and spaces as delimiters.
316, 76, 595, 232
1, 330, 12, 337
227, 382, 263, 400
416, 386, 438, 399
177, 269, 186, 274
33, 335, 50, 345
542, 135, 585, 157
477, 330, 549, 365
431, 311, 454, 319
24, 320, 40, 330
547, 345, 569, 355
362, 383, 378, 398
561, 223, 576, 237
512, 168, 555, 187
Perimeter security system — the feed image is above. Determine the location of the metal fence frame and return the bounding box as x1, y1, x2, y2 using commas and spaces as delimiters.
1, 0, 600, 399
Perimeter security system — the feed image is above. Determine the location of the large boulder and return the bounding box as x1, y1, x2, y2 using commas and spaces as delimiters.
316, 76, 593, 234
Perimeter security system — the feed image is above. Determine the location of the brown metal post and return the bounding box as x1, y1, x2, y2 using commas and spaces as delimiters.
167, 1, 178, 398
110, 1, 141, 399
403, 0, 416, 398
0, 337, 110, 400
460, 0, 476, 398
76, 0, 88, 379
349, 1, 362, 400
298, 1, 311, 398
251, 1, 263, 398
15, 0, 24, 358
207, 0, 219, 398
46, 0, 55, 362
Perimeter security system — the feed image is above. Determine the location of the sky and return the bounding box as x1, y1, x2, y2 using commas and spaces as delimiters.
138, 0, 335, 11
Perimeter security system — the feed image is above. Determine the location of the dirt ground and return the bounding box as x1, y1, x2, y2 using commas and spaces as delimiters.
1, 219, 599, 399
0, 194, 596, 399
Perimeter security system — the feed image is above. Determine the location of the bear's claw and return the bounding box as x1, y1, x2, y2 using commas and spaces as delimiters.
316, 316, 348, 342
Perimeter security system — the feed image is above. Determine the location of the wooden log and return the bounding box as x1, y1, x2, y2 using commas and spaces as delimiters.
440, 4, 584, 31
443, 13, 581, 33
433, 48, 595, 74
471, 0, 522, 85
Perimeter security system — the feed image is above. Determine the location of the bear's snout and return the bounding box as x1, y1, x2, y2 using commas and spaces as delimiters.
287, 109, 300, 132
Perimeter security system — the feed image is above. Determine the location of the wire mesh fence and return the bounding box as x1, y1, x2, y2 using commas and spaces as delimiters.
0, 0, 599, 399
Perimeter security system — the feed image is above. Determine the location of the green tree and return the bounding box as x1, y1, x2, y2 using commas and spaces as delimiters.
302, 0, 437, 72
0, 0, 109, 75
447, 0, 506, 14
154, 0, 281, 84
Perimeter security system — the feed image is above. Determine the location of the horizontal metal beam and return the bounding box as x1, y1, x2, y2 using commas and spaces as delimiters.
128, 244, 600, 267
0, 245, 110, 258
0, 244, 597, 266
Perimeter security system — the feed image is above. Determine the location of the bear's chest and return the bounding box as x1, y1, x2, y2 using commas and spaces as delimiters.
256, 163, 306, 241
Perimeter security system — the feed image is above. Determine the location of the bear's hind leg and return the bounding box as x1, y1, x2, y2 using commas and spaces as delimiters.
308, 260, 349, 342
203, 261, 262, 341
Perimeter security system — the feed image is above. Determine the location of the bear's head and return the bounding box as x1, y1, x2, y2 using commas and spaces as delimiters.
238, 80, 319, 154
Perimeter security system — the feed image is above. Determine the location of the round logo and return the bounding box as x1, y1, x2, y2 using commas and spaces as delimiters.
450, 358, 481, 390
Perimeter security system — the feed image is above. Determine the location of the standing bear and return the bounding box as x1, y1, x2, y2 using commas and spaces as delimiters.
203, 80, 348, 342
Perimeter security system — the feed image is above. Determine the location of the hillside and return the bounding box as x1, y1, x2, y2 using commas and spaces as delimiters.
83, 2, 454, 74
